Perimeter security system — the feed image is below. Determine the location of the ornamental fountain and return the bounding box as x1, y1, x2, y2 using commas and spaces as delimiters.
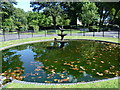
54, 27, 68, 48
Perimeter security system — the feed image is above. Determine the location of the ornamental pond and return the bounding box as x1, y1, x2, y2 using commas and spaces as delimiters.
1, 40, 120, 83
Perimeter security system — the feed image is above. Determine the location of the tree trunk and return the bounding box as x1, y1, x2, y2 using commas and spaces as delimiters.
101, 11, 110, 26
99, 9, 110, 27
52, 16, 56, 29
70, 15, 77, 26
99, 8, 104, 27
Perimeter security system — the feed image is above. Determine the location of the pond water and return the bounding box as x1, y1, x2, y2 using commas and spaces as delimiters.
1, 40, 120, 83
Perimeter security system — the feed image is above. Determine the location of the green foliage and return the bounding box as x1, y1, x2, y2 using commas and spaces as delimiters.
30, 2, 64, 28
0, 1, 17, 21
81, 2, 99, 26
60, 2, 83, 25
33, 25, 39, 32
15, 22, 21, 28
1, 1, 120, 32
29, 20, 38, 26
114, 10, 120, 26
109, 8, 116, 20
27, 12, 52, 31
1, 6, 28, 31
43, 3, 63, 28
109, 8, 120, 26
44, 4, 63, 17
116, 10, 120, 18
27, 12, 39, 25
4, 18, 13, 26
56, 16, 70, 26
38, 15, 52, 27
13, 8, 27, 25
28, 25, 39, 32
0, 1, 17, 31
2, 18, 14, 31
89, 26, 100, 32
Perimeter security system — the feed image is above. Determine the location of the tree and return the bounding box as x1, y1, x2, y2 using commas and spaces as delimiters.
13, 8, 28, 31
0, 0, 17, 21
40, 16, 52, 27
56, 15, 70, 27
81, 2, 99, 27
30, 2, 64, 29
61, 2, 83, 26
1, 1, 28, 31
110, 9, 120, 26
108, 2, 120, 26
27, 12, 52, 31
95, 2, 118, 26
0, 0, 17, 30
2, 17, 14, 31
27, 11, 39, 31
30, 2, 83, 27
60, 2, 82, 26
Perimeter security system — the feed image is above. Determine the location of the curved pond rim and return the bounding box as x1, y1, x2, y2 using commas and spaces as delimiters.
12, 76, 120, 85
0, 39, 120, 51
1, 39, 120, 85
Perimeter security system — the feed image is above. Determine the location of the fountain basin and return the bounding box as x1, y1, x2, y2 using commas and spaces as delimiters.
1, 39, 120, 83
55, 39, 68, 43
59, 29, 66, 32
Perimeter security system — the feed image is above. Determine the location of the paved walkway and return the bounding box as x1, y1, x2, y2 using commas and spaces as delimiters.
0, 31, 119, 42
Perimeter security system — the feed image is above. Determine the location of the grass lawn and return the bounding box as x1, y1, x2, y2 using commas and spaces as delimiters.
0, 36, 119, 88
4, 79, 119, 88
3, 29, 86, 35
0, 36, 119, 48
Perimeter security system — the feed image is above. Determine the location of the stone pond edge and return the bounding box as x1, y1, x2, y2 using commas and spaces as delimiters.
0, 39, 119, 51
0, 39, 120, 87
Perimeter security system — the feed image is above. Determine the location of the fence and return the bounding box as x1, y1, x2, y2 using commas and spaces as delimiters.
0, 28, 120, 42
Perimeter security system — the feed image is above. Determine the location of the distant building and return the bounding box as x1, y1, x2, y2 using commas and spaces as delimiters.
77, 18, 82, 26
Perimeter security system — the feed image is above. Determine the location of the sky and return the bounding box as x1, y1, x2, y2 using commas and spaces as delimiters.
14, 0, 32, 12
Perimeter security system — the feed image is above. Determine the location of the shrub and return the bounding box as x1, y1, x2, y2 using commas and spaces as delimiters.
89, 26, 99, 32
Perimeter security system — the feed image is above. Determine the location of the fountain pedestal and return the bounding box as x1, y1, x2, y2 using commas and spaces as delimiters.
58, 34, 67, 40
55, 28, 68, 48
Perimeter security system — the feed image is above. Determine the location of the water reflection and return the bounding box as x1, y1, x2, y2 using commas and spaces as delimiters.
2, 49, 24, 80
1, 40, 120, 83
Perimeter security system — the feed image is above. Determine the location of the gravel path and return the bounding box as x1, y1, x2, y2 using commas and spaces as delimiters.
0, 31, 119, 42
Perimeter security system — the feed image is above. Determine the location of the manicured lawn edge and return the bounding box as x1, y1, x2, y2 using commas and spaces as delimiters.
4, 78, 119, 88
0, 36, 119, 88
1, 36, 119, 49
2, 29, 85, 35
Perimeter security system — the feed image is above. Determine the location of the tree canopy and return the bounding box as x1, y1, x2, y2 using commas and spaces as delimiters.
1, 1, 120, 32
81, 2, 99, 26
0, 0, 17, 21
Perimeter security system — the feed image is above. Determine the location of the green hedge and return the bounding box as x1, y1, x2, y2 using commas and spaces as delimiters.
89, 26, 100, 32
